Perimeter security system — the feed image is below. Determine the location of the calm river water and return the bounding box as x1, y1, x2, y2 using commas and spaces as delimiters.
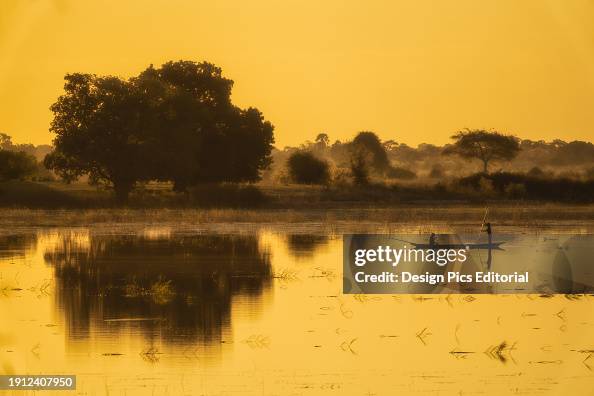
0, 225, 593, 395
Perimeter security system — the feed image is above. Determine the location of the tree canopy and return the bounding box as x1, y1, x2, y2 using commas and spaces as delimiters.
0, 150, 37, 182
443, 129, 520, 173
45, 61, 274, 201
351, 131, 390, 174
287, 151, 330, 185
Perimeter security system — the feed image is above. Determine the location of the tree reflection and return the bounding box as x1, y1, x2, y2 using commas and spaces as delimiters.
44, 234, 272, 349
285, 234, 329, 259
0, 233, 37, 259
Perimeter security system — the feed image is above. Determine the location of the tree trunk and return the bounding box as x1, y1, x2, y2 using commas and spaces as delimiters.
482, 159, 489, 174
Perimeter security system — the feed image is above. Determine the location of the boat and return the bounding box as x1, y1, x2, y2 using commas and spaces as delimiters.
411, 242, 505, 250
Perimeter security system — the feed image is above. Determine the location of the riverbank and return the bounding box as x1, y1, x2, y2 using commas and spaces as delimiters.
0, 205, 592, 234
1, 179, 594, 210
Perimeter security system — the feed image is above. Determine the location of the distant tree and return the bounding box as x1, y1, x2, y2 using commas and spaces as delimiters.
352, 131, 390, 173
287, 151, 330, 184
315, 133, 330, 148
443, 129, 520, 173
382, 139, 398, 152
0, 150, 37, 181
0, 133, 12, 150
0, 133, 52, 161
428, 164, 444, 178
349, 149, 370, 186
551, 141, 594, 166
386, 166, 416, 180
527, 166, 545, 178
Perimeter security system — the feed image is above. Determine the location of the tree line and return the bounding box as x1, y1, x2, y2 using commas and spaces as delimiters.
283, 129, 522, 185
279, 130, 594, 185
1, 59, 594, 199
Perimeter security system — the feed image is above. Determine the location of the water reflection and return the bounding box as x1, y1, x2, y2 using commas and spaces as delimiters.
285, 234, 329, 259
0, 234, 37, 259
43, 233, 272, 350
2, 227, 594, 394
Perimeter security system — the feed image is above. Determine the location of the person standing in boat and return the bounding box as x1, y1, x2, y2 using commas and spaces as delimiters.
483, 222, 492, 245
429, 233, 437, 248
483, 222, 493, 270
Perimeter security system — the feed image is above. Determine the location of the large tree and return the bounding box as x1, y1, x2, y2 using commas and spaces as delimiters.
135, 61, 274, 191
443, 129, 520, 173
45, 73, 153, 201
45, 61, 274, 201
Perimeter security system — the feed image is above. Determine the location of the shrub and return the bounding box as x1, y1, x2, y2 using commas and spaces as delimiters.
386, 166, 416, 180
527, 166, 545, 178
504, 182, 527, 199
287, 151, 330, 185
478, 176, 496, 195
189, 184, 267, 208
428, 165, 444, 178
458, 172, 594, 202
0, 150, 37, 181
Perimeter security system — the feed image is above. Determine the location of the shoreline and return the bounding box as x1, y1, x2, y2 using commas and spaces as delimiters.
0, 205, 592, 232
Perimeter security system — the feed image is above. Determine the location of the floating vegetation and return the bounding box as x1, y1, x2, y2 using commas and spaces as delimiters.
273, 268, 299, 289
339, 302, 353, 319
554, 309, 567, 322
564, 294, 584, 301
28, 279, 53, 298
583, 353, 593, 371
309, 267, 335, 281
30, 342, 40, 359
484, 341, 517, 364
412, 296, 434, 302
416, 328, 432, 346
529, 360, 562, 365
124, 277, 175, 305
273, 268, 299, 281
140, 346, 162, 363
442, 294, 453, 307
241, 334, 270, 349
449, 348, 475, 359
340, 338, 358, 355
0, 286, 22, 297
353, 294, 381, 303
462, 295, 476, 303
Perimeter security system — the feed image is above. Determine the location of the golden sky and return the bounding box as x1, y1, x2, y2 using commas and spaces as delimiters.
1, 0, 593, 148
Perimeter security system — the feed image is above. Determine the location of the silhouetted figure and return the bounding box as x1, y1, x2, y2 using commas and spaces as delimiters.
429, 233, 437, 248
483, 222, 493, 270
483, 222, 492, 244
